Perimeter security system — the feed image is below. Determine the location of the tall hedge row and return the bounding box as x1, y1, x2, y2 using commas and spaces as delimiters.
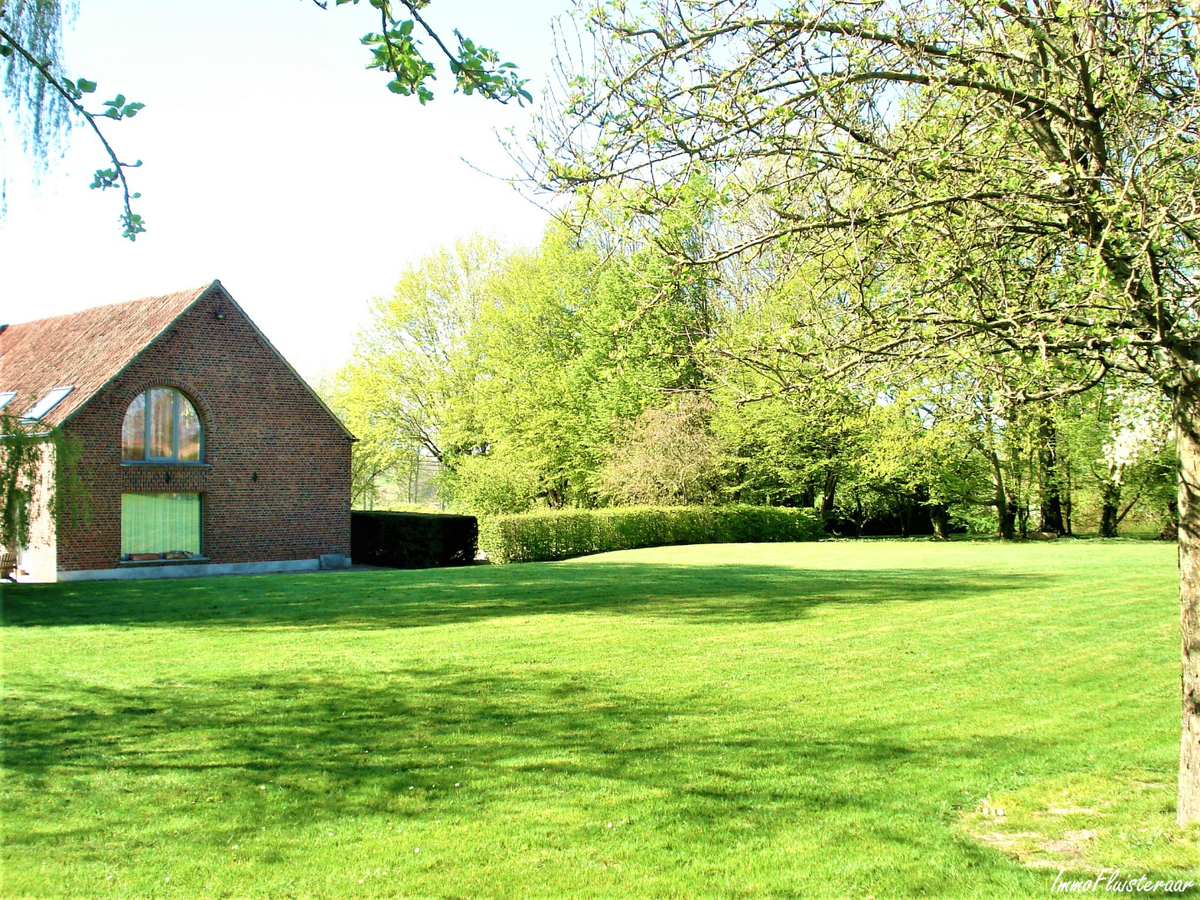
478, 505, 823, 564
351, 511, 478, 568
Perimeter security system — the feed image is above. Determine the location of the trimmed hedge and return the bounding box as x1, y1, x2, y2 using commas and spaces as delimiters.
479, 505, 823, 564
351, 511, 478, 569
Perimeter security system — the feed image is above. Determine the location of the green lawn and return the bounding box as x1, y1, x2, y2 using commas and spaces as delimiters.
2, 541, 1197, 898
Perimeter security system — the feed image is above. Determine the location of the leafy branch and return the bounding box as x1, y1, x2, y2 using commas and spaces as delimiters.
314, 0, 530, 105
0, 23, 146, 239
1, 0, 528, 240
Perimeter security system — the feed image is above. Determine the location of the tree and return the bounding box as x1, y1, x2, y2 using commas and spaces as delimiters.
0, 416, 87, 554
601, 394, 723, 505
0, 415, 43, 550
316, 369, 421, 509
459, 227, 607, 509
531, 0, 1200, 823
336, 235, 506, 471
1095, 385, 1175, 536
337, 214, 722, 515
857, 394, 996, 540
0, 0, 528, 237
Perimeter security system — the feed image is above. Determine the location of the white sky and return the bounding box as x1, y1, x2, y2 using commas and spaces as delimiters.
0, 0, 571, 378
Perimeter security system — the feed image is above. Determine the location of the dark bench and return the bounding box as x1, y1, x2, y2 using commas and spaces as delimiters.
0, 550, 18, 583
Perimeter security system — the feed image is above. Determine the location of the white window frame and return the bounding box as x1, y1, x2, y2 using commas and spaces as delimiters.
21, 386, 73, 422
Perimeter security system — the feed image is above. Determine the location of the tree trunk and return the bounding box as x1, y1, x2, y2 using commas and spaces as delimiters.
990, 451, 1016, 540
820, 470, 838, 524
1173, 380, 1200, 825
798, 482, 815, 507
1100, 481, 1121, 538
931, 505, 950, 541
1063, 469, 1074, 536
1038, 415, 1066, 534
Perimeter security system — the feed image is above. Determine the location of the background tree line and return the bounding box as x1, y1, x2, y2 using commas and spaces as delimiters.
322, 208, 1175, 539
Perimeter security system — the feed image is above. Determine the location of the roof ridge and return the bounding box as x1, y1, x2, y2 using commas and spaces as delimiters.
4, 283, 213, 329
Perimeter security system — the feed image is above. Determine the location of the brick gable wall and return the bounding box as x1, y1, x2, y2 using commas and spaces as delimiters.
56, 286, 352, 571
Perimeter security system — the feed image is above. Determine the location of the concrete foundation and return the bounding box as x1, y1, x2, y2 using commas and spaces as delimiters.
56, 557, 340, 582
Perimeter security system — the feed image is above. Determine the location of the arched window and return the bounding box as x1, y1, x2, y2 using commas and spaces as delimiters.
122, 388, 202, 462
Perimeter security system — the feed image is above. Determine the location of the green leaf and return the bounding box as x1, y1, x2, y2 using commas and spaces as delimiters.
121, 212, 146, 241
76, 78, 97, 93
89, 168, 119, 190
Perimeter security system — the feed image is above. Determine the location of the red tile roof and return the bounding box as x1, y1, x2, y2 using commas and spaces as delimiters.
0, 283, 214, 427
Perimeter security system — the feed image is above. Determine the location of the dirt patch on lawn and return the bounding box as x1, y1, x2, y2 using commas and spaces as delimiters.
960, 773, 1198, 877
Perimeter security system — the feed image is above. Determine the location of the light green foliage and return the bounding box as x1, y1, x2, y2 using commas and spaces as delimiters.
315, 369, 420, 509
340, 229, 639, 513
0, 415, 87, 550
860, 403, 986, 507
350, 220, 713, 515
538, 1, 1199, 380
474, 217, 714, 507
340, 234, 505, 464
0, 414, 41, 549
478, 503, 823, 563
705, 267, 992, 530
332, 0, 528, 105
453, 226, 608, 508
443, 449, 542, 515
2, 542, 1195, 896
1052, 388, 1176, 535
713, 393, 866, 509
826, 399, 988, 537
530, 1, 1200, 501
345, 225, 1165, 534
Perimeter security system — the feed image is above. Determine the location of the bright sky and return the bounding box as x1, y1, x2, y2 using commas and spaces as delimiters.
0, 0, 572, 378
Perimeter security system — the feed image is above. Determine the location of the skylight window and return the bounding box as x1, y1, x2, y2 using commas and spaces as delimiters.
0, 391, 15, 411
21, 386, 73, 422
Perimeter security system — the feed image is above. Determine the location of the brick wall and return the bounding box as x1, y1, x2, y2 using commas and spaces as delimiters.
56, 286, 353, 571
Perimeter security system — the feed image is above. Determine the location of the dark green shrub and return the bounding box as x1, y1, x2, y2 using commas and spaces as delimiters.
479, 505, 823, 563
351, 511, 478, 568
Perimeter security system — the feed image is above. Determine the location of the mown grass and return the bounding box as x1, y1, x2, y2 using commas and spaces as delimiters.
2, 540, 1196, 898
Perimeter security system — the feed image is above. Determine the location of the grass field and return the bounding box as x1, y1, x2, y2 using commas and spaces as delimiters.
2, 540, 1197, 898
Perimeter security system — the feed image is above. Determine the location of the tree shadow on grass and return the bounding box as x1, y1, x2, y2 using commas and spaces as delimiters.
2, 665, 1059, 895
5, 641, 1192, 893
0, 560, 1052, 629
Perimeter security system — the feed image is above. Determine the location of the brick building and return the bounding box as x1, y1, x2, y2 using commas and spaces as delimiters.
0, 281, 354, 581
